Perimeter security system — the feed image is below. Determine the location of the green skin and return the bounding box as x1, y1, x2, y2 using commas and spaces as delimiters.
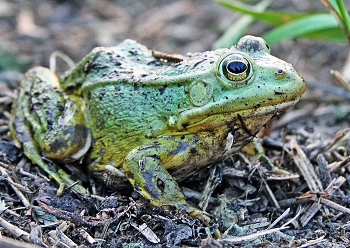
10, 36, 305, 225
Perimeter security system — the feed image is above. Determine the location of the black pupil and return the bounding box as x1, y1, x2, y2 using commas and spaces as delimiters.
227, 61, 247, 74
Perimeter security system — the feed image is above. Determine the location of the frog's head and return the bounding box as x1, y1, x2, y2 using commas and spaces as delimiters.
174, 35, 305, 137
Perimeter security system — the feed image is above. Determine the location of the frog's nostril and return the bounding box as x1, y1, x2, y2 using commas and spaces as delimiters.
274, 69, 286, 80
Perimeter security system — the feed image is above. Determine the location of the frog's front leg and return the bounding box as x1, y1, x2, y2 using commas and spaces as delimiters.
123, 137, 212, 226
10, 67, 91, 197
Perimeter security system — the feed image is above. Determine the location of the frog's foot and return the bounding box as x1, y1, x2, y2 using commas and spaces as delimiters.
57, 168, 89, 198
123, 153, 220, 236
11, 115, 79, 196
179, 203, 221, 238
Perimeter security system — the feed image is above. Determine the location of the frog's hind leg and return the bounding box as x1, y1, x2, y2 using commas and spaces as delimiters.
123, 140, 212, 226
10, 67, 90, 197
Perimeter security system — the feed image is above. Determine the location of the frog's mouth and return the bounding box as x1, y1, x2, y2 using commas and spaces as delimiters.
177, 98, 300, 134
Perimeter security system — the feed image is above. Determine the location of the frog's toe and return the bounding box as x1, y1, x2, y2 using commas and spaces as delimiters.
56, 182, 65, 196
186, 206, 221, 238
57, 168, 89, 198
186, 205, 211, 224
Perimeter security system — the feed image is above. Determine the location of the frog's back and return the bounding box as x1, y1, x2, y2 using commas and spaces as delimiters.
59, 39, 223, 91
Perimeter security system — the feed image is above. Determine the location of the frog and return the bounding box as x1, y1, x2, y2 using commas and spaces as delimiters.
10, 35, 305, 226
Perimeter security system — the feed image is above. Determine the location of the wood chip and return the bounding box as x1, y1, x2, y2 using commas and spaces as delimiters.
288, 139, 323, 192
131, 222, 160, 244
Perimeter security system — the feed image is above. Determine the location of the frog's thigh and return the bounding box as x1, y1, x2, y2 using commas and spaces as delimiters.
11, 67, 89, 195
39, 95, 91, 162
20, 67, 91, 162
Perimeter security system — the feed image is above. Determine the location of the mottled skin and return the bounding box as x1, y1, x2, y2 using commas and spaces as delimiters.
10, 36, 305, 225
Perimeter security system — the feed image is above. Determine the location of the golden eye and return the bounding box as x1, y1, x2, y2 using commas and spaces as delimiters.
218, 54, 253, 84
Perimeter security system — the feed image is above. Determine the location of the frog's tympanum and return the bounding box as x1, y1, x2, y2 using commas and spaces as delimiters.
10, 36, 305, 225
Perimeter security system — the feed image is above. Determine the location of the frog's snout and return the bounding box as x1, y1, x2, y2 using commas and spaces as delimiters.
270, 61, 306, 100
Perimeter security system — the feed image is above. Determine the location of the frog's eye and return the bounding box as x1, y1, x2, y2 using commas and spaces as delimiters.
217, 54, 253, 84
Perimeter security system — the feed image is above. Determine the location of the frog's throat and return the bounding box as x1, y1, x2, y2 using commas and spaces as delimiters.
176, 98, 300, 132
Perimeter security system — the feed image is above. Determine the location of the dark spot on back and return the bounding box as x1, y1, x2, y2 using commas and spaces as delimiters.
99, 89, 106, 99
168, 142, 188, 156
159, 85, 167, 95
142, 170, 160, 199
133, 83, 139, 91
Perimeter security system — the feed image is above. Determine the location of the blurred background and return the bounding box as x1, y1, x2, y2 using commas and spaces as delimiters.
2, 1, 350, 246
0, 0, 348, 86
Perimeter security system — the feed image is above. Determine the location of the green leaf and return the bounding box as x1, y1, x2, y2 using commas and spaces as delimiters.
336, 0, 350, 31
214, 0, 273, 48
329, 0, 340, 12
213, 15, 255, 48
215, 0, 308, 26
301, 28, 346, 41
262, 13, 342, 43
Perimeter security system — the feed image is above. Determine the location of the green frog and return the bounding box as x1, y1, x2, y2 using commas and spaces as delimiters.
10, 36, 305, 225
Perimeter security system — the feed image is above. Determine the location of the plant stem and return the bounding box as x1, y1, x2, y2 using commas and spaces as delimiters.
320, 0, 350, 45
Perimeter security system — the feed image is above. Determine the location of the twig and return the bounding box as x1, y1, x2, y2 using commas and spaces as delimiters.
267, 208, 290, 229
219, 226, 289, 245
0, 235, 41, 248
299, 235, 326, 247
37, 200, 134, 227
3, 209, 21, 219
78, 228, 96, 245
299, 202, 321, 227
316, 154, 332, 188
261, 176, 280, 208
0, 167, 31, 209
287, 139, 323, 192
318, 197, 350, 215
49, 51, 75, 73
298, 177, 346, 226
328, 155, 350, 173
0, 161, 9, 168
19, 168, 38, 180
325, 176, 346, 193
331, 70, 350, 92
55, 225, 77, 248
320, 0, 350, 45
281, 207, 304, 228
17, 158, 37, 180
37, 201, 113, 227
0, 216, 31, 243
130, 222, 160, 244
199, 164, 221, 211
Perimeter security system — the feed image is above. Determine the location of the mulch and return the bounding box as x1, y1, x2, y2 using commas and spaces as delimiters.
1, 1, 350, 247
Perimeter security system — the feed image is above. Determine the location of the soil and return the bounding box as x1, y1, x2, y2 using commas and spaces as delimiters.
1, 0, 350, 247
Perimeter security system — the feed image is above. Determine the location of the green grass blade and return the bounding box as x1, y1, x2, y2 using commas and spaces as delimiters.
329, 0, 340, 12
213, 15, 255, 48
214, 0, 273, 48
301, 28, 346, 41
215, 0, 308, 26
262, 13, 341, 43
335, 0, 350, 31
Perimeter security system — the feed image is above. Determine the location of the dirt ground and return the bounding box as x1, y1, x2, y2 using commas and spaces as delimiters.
1, 0, 350, 247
